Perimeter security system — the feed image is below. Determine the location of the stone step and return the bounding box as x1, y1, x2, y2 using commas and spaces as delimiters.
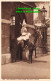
2, 53, 11, 65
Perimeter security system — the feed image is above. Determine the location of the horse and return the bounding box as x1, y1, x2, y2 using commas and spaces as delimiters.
17, 24, 42, 63
25, 27, 42, 63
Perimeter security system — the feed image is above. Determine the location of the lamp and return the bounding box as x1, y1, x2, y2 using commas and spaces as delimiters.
10, 15, 15, 25
40, 6, 47, 23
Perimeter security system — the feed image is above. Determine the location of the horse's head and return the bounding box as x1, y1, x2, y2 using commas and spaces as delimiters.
36, 28, 42, 39
29, 28, 42, 46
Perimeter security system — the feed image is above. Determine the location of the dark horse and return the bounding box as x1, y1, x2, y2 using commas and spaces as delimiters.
26, 28, 42, 63
18, 26, 42, 63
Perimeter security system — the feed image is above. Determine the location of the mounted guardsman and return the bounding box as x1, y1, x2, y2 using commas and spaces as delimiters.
17, 21, 42, 63
17, 20, 31, 60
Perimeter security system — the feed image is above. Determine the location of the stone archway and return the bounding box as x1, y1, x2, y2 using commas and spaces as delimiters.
10, 8, 27, 61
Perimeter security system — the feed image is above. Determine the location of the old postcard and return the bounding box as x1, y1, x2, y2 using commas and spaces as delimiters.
0, 0, 51, 80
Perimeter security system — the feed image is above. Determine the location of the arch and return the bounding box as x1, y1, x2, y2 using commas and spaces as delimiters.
10, 8, 27, 61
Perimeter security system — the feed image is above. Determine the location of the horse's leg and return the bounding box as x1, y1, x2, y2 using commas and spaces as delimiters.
19, 44, 23, 60
29, 49, 33, 63
35, 47, 37, 58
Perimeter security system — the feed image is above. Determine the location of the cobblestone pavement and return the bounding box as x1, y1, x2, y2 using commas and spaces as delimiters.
1, 54, 50, 79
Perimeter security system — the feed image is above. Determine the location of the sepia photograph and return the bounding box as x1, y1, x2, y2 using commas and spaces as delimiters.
1, 0, 50, 79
